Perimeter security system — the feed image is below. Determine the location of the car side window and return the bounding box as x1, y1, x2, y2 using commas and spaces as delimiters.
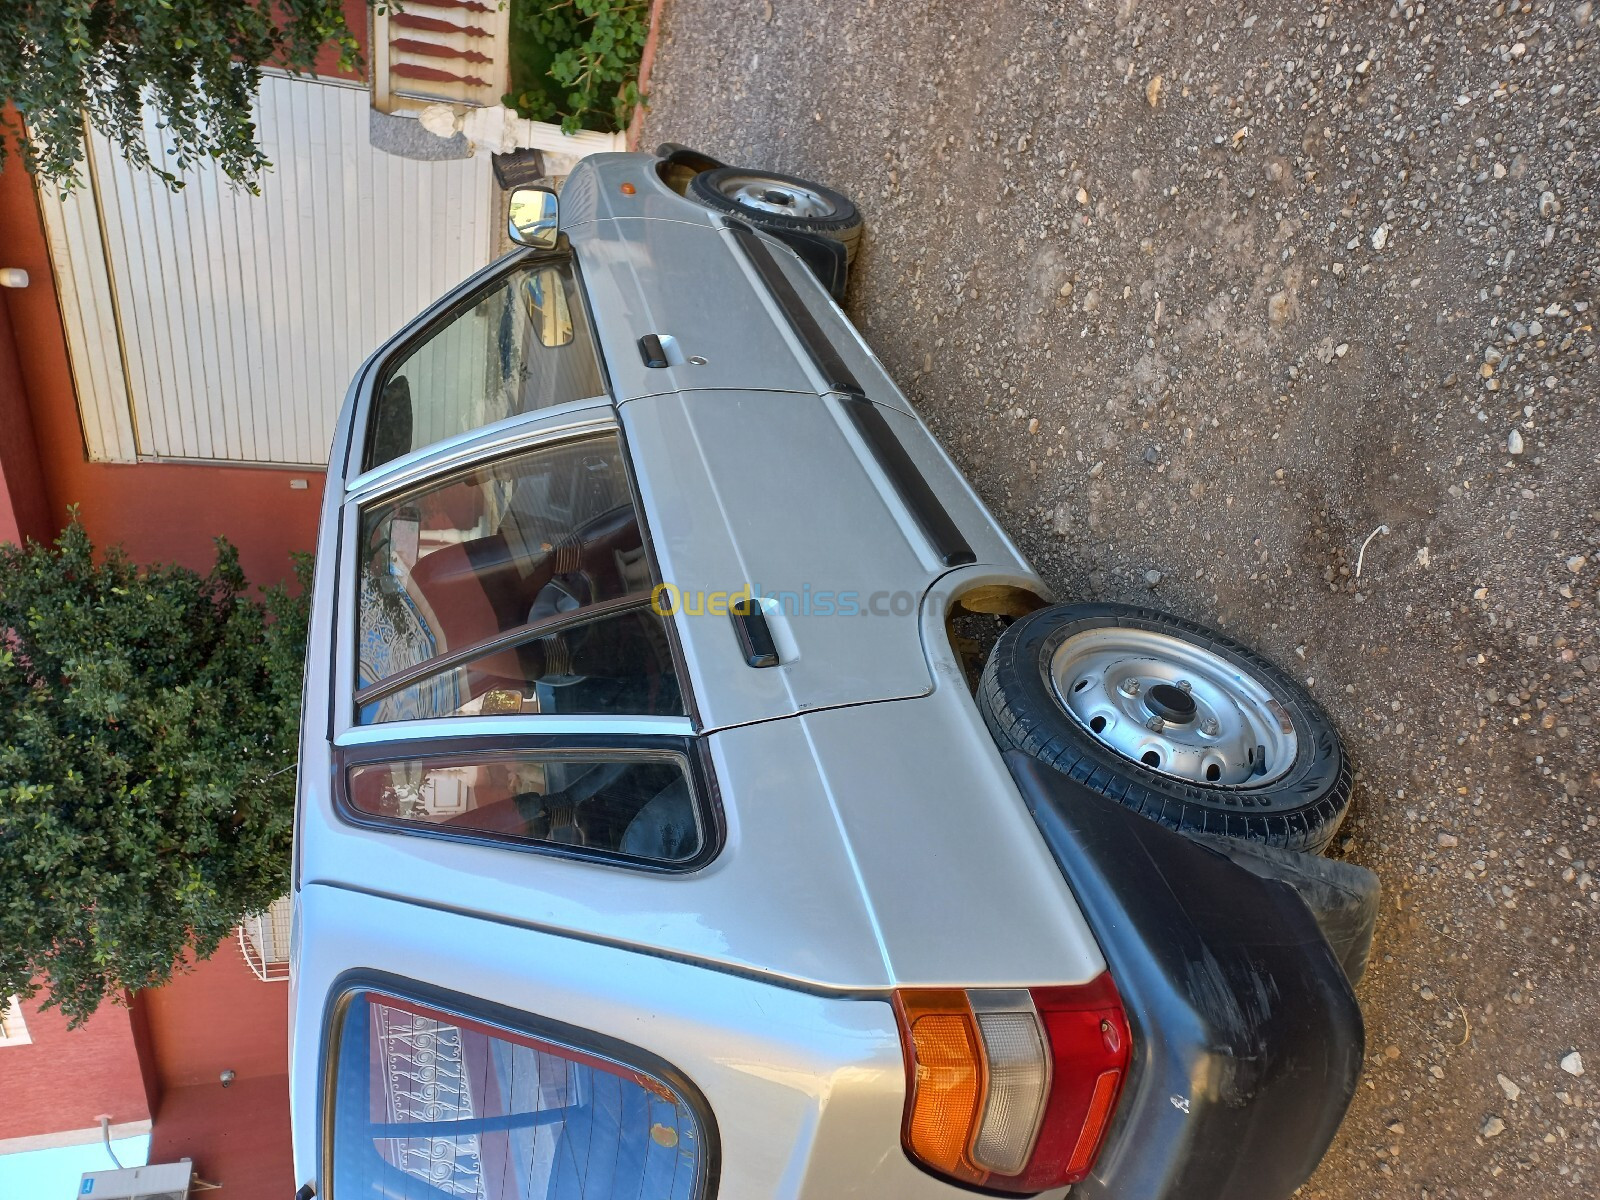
355, 433, 683, 723
345, 749, 705, 866
365, 258, 606, 471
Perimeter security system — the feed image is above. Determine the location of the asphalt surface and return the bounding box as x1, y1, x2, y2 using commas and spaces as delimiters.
641, 1, 1599, 1195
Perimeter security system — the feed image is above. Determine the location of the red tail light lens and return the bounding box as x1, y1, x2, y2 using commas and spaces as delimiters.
893, 974, 1130, 1194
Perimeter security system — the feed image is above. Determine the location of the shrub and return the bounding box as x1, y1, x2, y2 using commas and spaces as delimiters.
506, 0, 649, 135
0, 517, 309, 1024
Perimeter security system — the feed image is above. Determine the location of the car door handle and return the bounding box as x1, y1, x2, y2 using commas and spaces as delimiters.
638, 333, 670, 368
729, 597, 779, 668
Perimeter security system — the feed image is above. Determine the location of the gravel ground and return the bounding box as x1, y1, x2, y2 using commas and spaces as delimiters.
641, 0, 1599, 1194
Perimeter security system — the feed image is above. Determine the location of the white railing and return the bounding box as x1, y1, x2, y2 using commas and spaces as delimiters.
238, 895, 293, 983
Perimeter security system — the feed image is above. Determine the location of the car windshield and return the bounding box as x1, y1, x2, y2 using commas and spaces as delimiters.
365, 259, 606, 471
355, 434, 683, 723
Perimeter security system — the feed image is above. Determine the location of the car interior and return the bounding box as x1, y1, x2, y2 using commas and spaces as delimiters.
345, 754, 702, 864
356, 436, 681, 723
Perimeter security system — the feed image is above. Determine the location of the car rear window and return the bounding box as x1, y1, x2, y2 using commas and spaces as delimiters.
355, 434, 683, 723
330, 989, 710, 1200
345, 751, 704, 865
365, 259, 607, 471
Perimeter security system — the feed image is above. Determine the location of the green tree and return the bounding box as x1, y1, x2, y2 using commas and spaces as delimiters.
0, 0, 366, 191
0, 518, 310, 1025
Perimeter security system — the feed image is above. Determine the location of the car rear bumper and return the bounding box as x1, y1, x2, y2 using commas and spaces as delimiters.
1003, 751, 1366, 1200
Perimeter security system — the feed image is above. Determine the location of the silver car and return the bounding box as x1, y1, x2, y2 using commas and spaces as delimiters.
289, 146, 1377, 1200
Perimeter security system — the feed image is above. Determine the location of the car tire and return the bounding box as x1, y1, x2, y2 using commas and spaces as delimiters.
979, 602, 1352, 853
689, 167, 863, 263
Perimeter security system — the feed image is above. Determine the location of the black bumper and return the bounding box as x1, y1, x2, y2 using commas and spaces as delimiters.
1004, 752, 1366, 1200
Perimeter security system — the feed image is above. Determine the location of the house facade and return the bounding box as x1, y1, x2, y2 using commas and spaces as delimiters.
1, 4, 625, 1194
0, 946, 291, 1199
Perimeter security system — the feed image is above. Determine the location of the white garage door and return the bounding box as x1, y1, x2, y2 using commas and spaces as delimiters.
38, 74, 497, 466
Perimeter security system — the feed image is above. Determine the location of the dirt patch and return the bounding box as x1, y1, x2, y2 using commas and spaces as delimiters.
642, 1, 1600, 1193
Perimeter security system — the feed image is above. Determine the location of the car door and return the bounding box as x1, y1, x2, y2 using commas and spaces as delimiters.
595, 219, 1029, 732
573, 217, 821, 403
617, 389, 941, 732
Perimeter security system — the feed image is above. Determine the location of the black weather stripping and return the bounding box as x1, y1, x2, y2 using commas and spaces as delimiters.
729, 597, 780, 668
726, 220, 861, 395
839, 396, 976, 568
728, 220, 975, 568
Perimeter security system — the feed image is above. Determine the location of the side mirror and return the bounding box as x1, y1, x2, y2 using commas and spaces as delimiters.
508, 186, 559, 249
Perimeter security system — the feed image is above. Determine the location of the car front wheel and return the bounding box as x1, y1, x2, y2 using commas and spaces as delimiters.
979, 602, 1352, 853
689, 166, 863, 263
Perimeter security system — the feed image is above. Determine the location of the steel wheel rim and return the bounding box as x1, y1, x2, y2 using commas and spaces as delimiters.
717, 173, 837, 219
1048, 627, 1299, 788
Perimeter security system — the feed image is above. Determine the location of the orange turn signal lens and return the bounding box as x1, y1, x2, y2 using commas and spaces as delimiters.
893, 991, 986, 1184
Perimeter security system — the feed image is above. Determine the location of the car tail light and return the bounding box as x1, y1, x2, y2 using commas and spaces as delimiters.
893, 974, 1129, 1193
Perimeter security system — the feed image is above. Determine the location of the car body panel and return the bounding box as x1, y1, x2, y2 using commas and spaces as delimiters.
576, 218, 819, 401
713, 697, 1108, 988
296, 729, 893, 990
618, 388, 941, 730
616, 379, 1033, 730
290, 884, 1052, 1199
297, 657, 1101, 993
560, 153, 918, 416
557, 152, 721, 228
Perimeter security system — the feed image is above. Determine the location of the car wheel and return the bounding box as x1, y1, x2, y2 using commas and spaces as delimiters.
689, 167, 863, 263
979, 602, 1352, 853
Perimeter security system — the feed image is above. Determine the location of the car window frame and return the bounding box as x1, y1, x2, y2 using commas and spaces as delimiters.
335, 416, 653, 738
330, 244, 701, 747
317, 969, 723, 1200
348, 430, 673, 721
331, 732, 723, 874
349, 244, 611, 481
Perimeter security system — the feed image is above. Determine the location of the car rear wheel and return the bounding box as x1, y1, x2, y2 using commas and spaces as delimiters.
979, 602, 1352, 853
689, 166, 863, 263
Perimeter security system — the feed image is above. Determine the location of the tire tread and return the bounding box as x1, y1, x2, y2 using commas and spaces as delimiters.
979, 603, 1352, 853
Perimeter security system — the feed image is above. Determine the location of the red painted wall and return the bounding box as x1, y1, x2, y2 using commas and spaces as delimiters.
0, 295, 52, 547
142, 942, 290, 1090
0, 994, 151, 1145
141, 943, 294, 1197
149, 1074, 292, 1200
306, 1, 375, 79
0, 128, 325, 583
